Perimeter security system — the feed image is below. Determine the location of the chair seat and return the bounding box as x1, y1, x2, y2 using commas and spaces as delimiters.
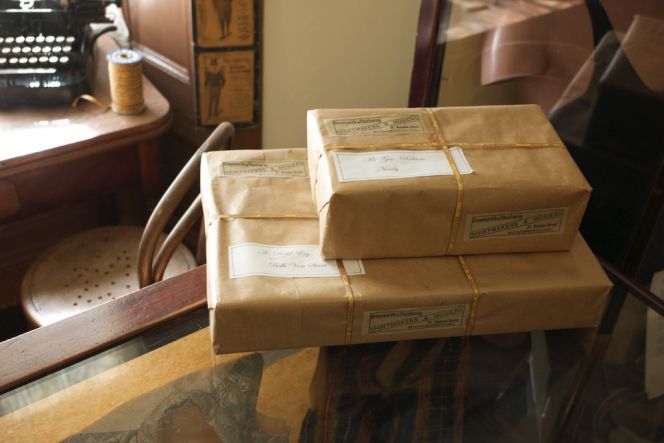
21, 226, 197, 327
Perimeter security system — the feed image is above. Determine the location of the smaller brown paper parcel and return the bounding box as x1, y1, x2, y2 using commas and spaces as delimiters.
307, 105, 592, 259
202, 148, 611, 355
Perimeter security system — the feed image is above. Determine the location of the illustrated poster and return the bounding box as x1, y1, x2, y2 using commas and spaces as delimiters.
194, 0, 255, 48
197, 50, 255, 125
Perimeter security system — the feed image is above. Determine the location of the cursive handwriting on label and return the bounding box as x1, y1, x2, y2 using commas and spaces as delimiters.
229, 244, 365, 278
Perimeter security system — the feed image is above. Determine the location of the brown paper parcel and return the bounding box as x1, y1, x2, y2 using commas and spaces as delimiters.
308, 105, 592, 259
202, 148, 611, 355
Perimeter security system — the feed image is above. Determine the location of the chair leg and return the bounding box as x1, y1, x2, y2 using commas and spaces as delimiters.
196, 220, 206, 265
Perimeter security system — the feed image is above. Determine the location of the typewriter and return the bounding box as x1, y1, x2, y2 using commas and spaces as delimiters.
0, 0, 120, 106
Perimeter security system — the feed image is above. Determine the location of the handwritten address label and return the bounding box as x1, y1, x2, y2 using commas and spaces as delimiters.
228, 244, 365, 278
332, 149, 473, 182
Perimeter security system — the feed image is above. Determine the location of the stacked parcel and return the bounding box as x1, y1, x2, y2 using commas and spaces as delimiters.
308, 105, 591, 259
202, 148, 611, 354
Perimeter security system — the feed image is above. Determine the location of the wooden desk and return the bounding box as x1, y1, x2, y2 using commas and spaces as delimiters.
0, 34, 171, 222
0, 35, 172, 308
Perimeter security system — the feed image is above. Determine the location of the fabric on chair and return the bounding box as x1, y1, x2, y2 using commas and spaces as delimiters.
300, 338, 467, 443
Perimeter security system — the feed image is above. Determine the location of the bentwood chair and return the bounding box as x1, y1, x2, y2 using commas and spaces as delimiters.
20, 123, 235, 327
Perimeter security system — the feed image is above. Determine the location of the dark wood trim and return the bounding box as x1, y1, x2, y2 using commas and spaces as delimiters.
408, 0, 441, 107
408, 0, 453, 108
599, 257, 664, 317
135, 42, 191, 85
137, 138, 163, 203
0, 265, 207, 394
624, 158, 664, 277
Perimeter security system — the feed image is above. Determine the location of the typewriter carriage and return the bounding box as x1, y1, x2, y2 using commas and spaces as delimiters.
0, 0, 121, 106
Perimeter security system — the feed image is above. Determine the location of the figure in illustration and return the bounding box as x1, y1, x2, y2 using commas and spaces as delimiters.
205, 58, 226, 119
212, 0, 232, 39
63, 354, 289, 442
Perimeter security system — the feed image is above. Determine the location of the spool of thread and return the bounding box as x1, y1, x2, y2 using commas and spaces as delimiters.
107, 49, 145, 115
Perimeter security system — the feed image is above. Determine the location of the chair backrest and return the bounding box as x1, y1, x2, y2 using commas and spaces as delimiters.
136, 122, 235, 288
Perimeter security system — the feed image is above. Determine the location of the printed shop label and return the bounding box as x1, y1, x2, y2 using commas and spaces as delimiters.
466, 208, 567, 240
228, 243, 365, 278
325, 113, 426, 136
221, 160, 308, 177
363, 305, 468, 335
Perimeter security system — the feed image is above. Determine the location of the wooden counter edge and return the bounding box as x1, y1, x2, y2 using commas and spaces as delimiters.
0, 110, 173, 178
0, 265, 207, 394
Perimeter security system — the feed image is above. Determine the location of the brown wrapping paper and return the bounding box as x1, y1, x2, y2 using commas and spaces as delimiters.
202, 148, 611, 355
307, 105, 591, 259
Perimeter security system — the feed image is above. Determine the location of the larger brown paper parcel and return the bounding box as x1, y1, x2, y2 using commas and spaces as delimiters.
308, 105, 591, 259
202, 148, 611, 355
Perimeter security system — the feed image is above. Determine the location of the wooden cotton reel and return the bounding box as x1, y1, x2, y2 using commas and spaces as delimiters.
107, 49, 145, 115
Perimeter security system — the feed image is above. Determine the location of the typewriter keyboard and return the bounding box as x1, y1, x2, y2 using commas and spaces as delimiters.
0, 35, 77, 67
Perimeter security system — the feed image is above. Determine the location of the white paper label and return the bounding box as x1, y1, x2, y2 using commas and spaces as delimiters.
229, 244, 365, 279
332, 148, 473, 182
325, 114, 426, 136
220, 160, 308, 177
363, 305, 468, 335
466, 207, 567, 240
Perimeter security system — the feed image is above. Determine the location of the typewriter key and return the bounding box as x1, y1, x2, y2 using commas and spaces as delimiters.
26, 36, 35, 43
59, 56, 69, 64
53, 46, 62, 53
1, 48, 9, 54
63, 46, 72, 52
28, 57, 37, 64
56, 36, 65, 43
66, 36, 75, 43
42, 46, 51, 53
5, 37, 14, 43
36, 35, 45, 43
0, 37, 4, 44
45, 36, 55, 43
32, 46, 40, 53
16, 36, 25, 43
39, 56, 48, 63
11, 47, 20, 53
21, 47, 30, 53
0, 58, 6, 64
19, 57, 27, 63
8, 57, 17, 64
49, 56, 58, 63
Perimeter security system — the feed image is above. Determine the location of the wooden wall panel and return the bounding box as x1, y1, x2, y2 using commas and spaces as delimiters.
124, 0, 193, 68
2, 146, 139, 223
123, 0, 261, 148
123, 0, 196, 141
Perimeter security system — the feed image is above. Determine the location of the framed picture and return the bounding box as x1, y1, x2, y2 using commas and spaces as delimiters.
195, 50, 255, 126
193, 0, 255, 48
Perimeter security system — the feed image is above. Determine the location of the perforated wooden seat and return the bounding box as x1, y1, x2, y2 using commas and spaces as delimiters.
21, 227, 197, 326
19, 122, 235, 328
